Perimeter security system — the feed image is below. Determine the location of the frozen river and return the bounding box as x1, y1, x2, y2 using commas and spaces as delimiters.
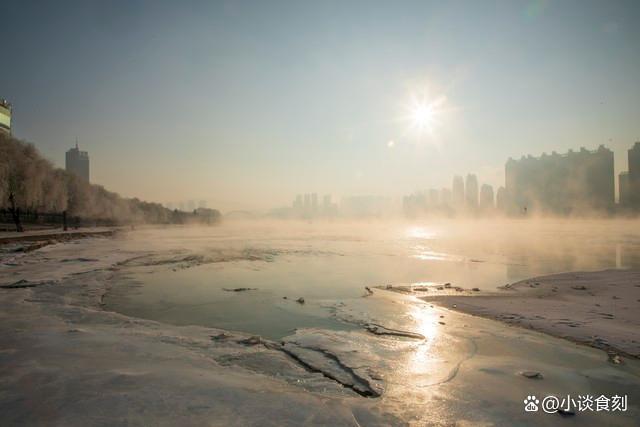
2, 219, 638, 425
105, 219, 640, 340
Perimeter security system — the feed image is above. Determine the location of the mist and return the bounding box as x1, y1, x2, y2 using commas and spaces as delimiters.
2, 2, 640, 423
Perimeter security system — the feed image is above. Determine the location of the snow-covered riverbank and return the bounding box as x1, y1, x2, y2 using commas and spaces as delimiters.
421, 270, 640, 359
1, 229, 639, 426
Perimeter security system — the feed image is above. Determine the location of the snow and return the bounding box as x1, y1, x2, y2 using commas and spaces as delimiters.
1, 231, 639, 426
421, 269, 640, 357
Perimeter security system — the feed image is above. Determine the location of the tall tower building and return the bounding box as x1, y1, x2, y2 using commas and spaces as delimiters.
440, 188, 452, 207
293, 194, 303, 210
480, 184, 494, 210
65, 142, 90, 182
0, 99, 11, 135
322, 194, 331, 209
619, 172, 629, 206
505, 145, 614, 214
629, 142, 640, 210
452, 175, 465, 210
428, 189, 439, 207
496, 187, 507, 212
465, 174, 479, 209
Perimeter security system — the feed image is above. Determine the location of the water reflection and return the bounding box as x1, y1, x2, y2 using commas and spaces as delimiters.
405, 220, 640, 285
411, 246, 460, 262
405, 226, 438, 240
103, 221, 640, 426
108, 220, 640, 339
408, 305, 439, 375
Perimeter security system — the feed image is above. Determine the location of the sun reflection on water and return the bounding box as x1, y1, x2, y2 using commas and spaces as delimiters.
405, 226, 437, 240
407, 304, 440, 375
412, 248, 453, 261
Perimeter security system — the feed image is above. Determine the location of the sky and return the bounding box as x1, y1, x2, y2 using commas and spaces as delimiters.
1, 0, 639, 211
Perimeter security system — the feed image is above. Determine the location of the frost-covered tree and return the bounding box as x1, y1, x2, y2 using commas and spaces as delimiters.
0, 133, 211, 230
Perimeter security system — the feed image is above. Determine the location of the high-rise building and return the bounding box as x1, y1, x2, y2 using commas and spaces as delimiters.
0, 99, 12, 134
619, 172, 629, 206
440, 188, 452, 207
428, 189, 439, 207
303, 193, 311, 211
341, 195, 391, 218
505, 145, 614, 214
496, 187, 507, 212
65, 142, 90, 182
480, 184, 494, 210
402, 192, 427, 216
293, 194, 303, 210
322, 194, 331, 209
628, 142, 640, 210
465, 174, 479, 209
292, 193, 332, 217
452, 176, 465, 210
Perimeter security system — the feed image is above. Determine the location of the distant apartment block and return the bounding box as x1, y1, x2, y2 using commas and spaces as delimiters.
480, 184, 494, 210
440, 188, 452, 207
505, 145, 614, 214
465, 174, 479, 209
428, 189, 439, 207
340, 195, 391, 218
290, 193, 337, 218
322, 194, 331, 209
496, 187, 507, 211
0, 99, 11, 134
65, 143, 90, 182
452, 175, 465, 209
628, 142, 640, 210
619, 172, 629, 206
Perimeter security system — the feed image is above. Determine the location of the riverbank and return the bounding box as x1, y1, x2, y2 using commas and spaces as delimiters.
421, 269, 640, 359
1, 228, 638, 426
0, 227, 120, 247
0, 235, 398, 426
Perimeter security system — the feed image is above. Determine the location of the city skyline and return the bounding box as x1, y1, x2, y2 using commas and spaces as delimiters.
2, 1, 640, 211
8, 130, 640, 215
402, 141, 639, 217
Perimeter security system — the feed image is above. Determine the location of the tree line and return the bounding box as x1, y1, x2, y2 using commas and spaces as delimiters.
0, 133, 220, 231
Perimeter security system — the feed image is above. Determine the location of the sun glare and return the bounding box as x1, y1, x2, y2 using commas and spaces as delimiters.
410, 103, 435, 132
400, 91, 448, 140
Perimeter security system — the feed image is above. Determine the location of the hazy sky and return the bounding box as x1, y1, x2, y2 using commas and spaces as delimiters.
2, 0, 639, 211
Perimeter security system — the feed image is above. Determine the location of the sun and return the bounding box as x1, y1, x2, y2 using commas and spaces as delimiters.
392, 84, 453, 145
410, 102, 435, 133
401, 91, 447, 138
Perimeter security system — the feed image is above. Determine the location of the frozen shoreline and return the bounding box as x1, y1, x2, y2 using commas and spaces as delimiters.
1, 231, 639, 426
0, 237, 402, 426
0, 227, 119, 243
422, 269, 640, 359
